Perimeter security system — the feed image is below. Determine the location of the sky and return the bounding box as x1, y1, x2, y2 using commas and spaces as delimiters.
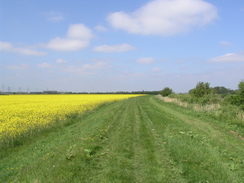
0, 0, 244, 93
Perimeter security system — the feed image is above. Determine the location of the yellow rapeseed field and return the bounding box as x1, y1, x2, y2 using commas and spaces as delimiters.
0, 94, 142, 146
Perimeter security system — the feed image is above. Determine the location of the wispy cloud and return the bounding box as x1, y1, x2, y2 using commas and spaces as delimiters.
36, 59, 111, 76
46, 11, 64, 22
137, 57, 155, 64
6, 64, 29, 70
63, 62, 110, 75
107, 0, 218, 36
56, 58, 67, 64
37, 62, 53, 68
0, 41, 47, 56
219, 41, 232, 47
210, 53, 244, 62
152, 67, 161, 72
93, 44, 136, 53
95, 25, 108, 32
45, 24, 94, 51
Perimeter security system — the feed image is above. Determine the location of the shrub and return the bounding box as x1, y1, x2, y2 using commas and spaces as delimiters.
161, 87, 173, 97
189, 82, 211, 98
226, 80, 244, 110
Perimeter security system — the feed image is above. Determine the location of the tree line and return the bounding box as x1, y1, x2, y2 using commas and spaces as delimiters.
161, 80, 244, 110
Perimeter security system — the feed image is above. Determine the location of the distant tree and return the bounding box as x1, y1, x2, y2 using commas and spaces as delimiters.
161, 87, 173, 96
212, 86, 235, 97
212, 86, 235, 95
189, 82, 211, 98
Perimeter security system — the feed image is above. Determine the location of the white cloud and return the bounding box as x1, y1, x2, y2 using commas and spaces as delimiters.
93, 44, 136, 53
6, 64, 29, 70
152, 67, 161, 72
45, 24, 94, 51
46, 38, 90, 51
37, 62, 53, 68
56, 58, 66, 64
220, 41, 232, 47
64, 62, 109, 75
137, 57, 155, 64
0, 41, 47, 56
95, 25, 108, 32
81, 62, 108, 70
46, 11, 64, 22
107, 0, 218, 36
67, 24, 93, 40
210, 53, 244, 63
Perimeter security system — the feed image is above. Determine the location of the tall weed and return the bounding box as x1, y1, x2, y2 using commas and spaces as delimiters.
161, 94, 244, 128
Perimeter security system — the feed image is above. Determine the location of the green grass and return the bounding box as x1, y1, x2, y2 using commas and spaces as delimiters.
1, 95, 244, 182
168, 93, 244, 127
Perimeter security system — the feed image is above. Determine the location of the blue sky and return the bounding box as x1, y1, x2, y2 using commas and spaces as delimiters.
0, 0, 243, 93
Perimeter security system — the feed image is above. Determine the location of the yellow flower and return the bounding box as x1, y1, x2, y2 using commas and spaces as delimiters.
0, 94, 143, 146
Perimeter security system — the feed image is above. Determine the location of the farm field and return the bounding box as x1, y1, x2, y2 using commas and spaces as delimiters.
0, 94, 142, 148
1, 95, 244, 182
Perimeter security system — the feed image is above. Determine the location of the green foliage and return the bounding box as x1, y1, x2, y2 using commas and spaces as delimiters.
189, 82, 211, 98
238, 80, 244, 90
226, 80, 244, 109
167, 92, 243, 127
238, 80, 244, 104
212, 86, 235, 96
161, 87, 173, 96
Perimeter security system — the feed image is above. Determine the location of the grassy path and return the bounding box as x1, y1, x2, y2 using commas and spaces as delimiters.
1, 95, 243, 182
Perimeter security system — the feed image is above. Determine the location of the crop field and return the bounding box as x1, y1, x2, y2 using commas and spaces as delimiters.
0, 94, 142, 148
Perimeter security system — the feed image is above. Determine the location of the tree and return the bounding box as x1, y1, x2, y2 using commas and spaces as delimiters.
161, 87, 173, 96
226, 80, 244, 109
212, 86, 235, 96
238, 80, 244, 93
189, 82, 211, 98
238, 80, 244, 109
235, 80, 244, 106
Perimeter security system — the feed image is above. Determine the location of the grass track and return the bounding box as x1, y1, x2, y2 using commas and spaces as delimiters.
1, 95, 243, 182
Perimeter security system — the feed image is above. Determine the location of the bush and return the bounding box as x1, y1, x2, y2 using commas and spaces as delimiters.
161, 87, 173, 97
226, 80, 244, 110
189, 82, 211, 98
